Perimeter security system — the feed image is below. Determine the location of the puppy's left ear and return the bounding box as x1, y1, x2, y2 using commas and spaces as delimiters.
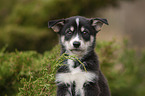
91, 18, 109, 32
48, 19, 65, 32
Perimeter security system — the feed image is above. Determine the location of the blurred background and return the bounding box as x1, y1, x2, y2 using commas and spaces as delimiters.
1, 0, 145, 53
0, 0, 145, 96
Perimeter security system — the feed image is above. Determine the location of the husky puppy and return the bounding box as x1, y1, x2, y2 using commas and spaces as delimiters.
48, 16, 111, 96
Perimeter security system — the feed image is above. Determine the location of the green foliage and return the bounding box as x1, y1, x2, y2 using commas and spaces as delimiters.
18, 45, 61, 96
0, 40, 145, 96
0, 46, 42, 96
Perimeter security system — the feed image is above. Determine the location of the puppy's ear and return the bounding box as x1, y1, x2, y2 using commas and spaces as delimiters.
48, 19, 65, 32
90, 18, 109, 32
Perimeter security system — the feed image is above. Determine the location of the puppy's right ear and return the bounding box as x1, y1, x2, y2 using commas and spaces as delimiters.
48, 19, 65, 32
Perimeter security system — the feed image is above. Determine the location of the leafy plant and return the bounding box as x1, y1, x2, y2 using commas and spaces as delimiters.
1, 40, 145, 96
0, 46, 41, 96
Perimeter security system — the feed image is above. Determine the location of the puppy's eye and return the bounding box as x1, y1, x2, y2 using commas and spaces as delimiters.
66, 31, 73, 35
83, 31, 88, 35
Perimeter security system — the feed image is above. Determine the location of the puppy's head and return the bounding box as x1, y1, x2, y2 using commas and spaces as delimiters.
48, 16, 108, 56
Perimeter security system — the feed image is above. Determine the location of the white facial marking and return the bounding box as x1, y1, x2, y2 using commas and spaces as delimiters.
62, 34, 94, 58
81, 26, 85, 32
70, 26, 74, 31
90, 36, 94, 43
60, 19, 95, 58
73, 34, 80, 42
61, 36, 65, 43
69, 34, 80, 48
76, 18, 80, 27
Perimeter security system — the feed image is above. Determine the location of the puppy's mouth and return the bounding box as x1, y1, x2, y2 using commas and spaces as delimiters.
70, 48, 83, 52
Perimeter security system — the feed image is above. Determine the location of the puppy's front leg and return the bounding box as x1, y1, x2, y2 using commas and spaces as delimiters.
57, 83, 71, 96
84, 81, 100, 96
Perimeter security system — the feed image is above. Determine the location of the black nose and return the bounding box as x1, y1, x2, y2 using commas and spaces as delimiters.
73, 41, 80, 48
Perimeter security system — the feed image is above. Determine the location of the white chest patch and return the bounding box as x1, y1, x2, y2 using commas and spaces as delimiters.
56, 59, 98, 96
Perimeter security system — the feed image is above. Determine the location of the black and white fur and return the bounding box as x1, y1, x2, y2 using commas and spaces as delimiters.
48, 16, 111, 96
